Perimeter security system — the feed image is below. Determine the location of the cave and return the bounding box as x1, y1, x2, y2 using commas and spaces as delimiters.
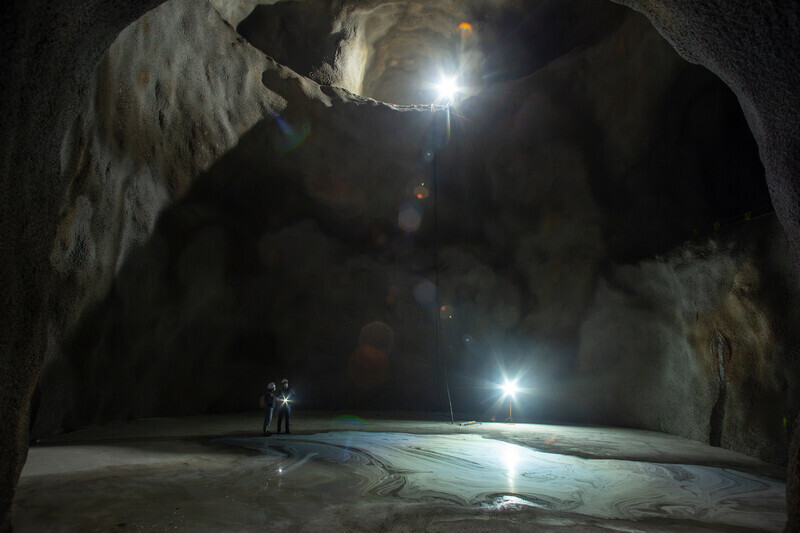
1, 0, 799, 531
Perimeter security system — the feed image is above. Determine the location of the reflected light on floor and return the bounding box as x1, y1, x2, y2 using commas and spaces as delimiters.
501, 443, 519, 478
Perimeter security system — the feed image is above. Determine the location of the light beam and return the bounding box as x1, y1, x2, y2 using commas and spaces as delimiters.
502, 380, 519, 398
435, 76, 459, 103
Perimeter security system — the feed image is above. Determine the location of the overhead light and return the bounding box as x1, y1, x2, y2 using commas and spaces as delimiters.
435, 75, 459, 103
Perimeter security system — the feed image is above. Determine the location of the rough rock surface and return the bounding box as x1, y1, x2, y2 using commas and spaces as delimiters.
613, 1, 800, 267
36, 0, 281, 439
2, 0, 800, 531
38, 1, 795, 473
0, 1, 164, 529
235, 0, 629, 105
791, 412, 800, 529
609, 3, 800, 529
578, 223, 799, 462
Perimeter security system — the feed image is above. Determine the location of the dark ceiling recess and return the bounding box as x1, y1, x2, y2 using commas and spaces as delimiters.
477, 0, 628, 83
237, 1, 340, 81
594, 65, 769, 262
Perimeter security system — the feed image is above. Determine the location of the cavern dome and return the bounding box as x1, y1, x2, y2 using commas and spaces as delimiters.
1, 0, 799, 531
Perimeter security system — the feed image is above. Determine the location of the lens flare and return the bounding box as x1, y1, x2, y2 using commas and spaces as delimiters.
359, 321, 394, 354
439, 304, 454, 320
457, 22, 473, 37
271, 112, 310, 152
413, 280, 437, 306
502, 380, 519, 397
348, 345, 389, 389
331, 415, 368, 431
435, 76, 459, 102
398, 201, 423, 232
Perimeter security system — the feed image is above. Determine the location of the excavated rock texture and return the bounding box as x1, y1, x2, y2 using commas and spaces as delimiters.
235, 0, 628, 104
33, 0, 795, 475
35, 0, 282, 439
0, 1, 164, 528
791, 412, 800, 529
578, 222, 800, 462
609, 3, 800, 528
2, 0, 799, 531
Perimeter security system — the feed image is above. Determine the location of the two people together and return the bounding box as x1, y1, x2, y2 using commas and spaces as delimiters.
262, 378, 295, 436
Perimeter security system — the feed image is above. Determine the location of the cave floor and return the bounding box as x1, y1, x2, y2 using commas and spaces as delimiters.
14, 413, 786, 532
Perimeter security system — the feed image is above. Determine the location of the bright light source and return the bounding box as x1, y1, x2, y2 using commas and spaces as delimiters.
436, 76, 459, 102
502, 380, 519, 397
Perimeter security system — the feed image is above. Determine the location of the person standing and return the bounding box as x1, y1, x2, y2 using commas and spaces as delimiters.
276, 378, 295, 434
262, 382, 277, 436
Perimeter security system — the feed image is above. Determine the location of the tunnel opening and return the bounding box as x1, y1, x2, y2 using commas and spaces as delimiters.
234, 0, 631, 106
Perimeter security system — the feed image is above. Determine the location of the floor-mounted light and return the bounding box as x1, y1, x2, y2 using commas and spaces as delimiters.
501, 379, 519, 423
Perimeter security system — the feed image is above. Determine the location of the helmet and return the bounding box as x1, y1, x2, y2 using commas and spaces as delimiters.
281, 378, 289, 384
267, 382, 276, 390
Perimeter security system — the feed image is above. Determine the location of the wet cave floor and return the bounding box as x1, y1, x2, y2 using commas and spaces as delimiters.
13, 413, 787, 532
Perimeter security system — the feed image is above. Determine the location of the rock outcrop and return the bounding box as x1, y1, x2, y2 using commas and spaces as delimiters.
0, 1, 165, 529
610, 3, 800, 528
578, 222, 799, 463
37, 0, 281, 438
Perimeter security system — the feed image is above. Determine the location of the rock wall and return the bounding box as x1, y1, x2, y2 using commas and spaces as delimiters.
0, 0, 165, 528
3, 0, 800, 530
578, 220, 799, 463
609, 3, 800, 526
31, 0, 797, 474
233, 0, 629, 105
34, 0, 282, 437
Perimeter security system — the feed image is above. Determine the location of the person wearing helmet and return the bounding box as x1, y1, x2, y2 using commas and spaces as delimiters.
276, 378, 295, 434
262, 382, 277, 436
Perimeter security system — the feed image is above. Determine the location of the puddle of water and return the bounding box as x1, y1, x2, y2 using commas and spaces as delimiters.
216, 432, 786, 531
14, 431, 786, 532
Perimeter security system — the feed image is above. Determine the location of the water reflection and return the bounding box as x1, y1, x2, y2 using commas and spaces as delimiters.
218, 432, 786, 530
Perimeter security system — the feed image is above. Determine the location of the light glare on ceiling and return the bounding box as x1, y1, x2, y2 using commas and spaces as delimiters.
436, 76, 459, 102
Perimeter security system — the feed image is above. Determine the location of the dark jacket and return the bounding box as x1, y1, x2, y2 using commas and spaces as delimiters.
264, 390, 276, 408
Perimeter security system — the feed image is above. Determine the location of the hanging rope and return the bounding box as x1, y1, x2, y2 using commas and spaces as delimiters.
433, 107, 455, 425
